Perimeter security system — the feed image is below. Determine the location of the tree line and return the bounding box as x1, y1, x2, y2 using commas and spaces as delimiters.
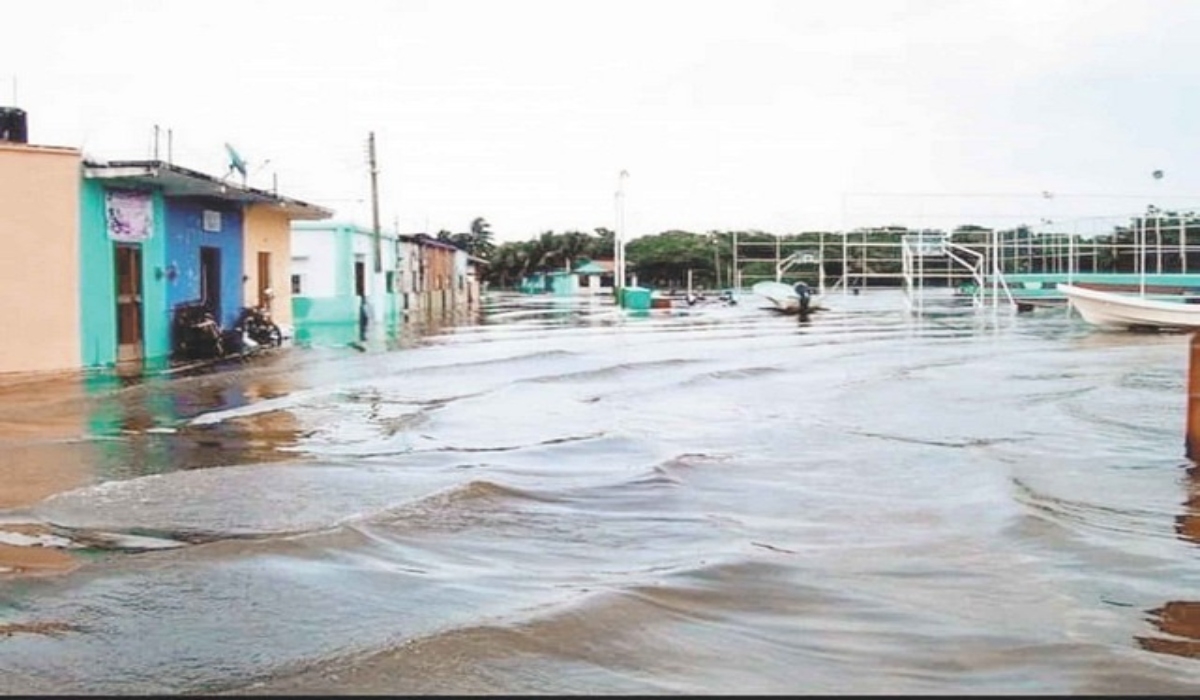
437, 217, 1200, 290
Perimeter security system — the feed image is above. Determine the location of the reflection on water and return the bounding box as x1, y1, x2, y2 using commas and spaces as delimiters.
294, 322, 363, 349
1140, 601, 1200, 659
1136, 463, 1200, 661
1173, 463, 1200, 547
5, 290, 1200, 694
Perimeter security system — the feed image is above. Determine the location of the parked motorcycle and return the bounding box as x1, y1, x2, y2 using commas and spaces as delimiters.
172, 302, 225, 360
234, 304, 282, 349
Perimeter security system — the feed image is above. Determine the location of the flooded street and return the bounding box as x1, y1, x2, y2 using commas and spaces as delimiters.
3, 289, 1200, 694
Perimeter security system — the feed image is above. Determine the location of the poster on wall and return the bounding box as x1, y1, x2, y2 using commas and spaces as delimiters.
105, 190, 153, 242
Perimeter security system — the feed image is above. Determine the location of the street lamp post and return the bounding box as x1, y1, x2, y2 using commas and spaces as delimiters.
619, 172, 628, 292
615, 170, 628, 295
711, 234, 721, 289
1139, 207, 1155, 297
1152, 169, 1164, 276
1156, 211, 1163, 275
1183, 212, 1192, 274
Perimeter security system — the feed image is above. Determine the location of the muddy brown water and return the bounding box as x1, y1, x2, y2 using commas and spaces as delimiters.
2, 290, 1200, 694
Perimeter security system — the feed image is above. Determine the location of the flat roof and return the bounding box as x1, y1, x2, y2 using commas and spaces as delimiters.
290, 222, 489, 264
82, 159, 332, 221
0, 142, 80, 156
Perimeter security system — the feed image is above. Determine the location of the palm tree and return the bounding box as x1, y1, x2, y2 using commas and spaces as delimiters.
591, 227, 615, 260
559, 230, 592, 271
470, 217, 496, 259
533, 231, 562, 272
487, 244, 524, 288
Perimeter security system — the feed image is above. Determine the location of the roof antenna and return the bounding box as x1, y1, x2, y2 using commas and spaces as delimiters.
224, 142, 248, 185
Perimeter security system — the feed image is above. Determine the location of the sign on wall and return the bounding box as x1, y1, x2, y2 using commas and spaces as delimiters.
105, 190, 153, 242
202, 209, 222, 232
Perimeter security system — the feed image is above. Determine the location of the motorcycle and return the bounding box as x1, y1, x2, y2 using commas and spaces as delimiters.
234, 303, 282, 349
172, 302, 225, 360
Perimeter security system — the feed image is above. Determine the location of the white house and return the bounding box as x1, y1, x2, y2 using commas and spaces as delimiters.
290, 222, 485, 344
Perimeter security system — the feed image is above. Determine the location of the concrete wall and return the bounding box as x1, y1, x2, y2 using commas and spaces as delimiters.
291, 222, 400, 333
0, 144, 81, 374
165, 199, 244, 329
290, 225, 342, 299
243, 205, 294, 326
291, 223, 354, 328
290, 223, 482, 343
78, 180, 170, 368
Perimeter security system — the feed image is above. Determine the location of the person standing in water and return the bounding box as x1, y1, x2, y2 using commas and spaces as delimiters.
793, 282, 812, 312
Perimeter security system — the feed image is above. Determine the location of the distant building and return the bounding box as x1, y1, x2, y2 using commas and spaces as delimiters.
519, 258, 615, 296
289, 222, 485, 344
572, 258, 615, 295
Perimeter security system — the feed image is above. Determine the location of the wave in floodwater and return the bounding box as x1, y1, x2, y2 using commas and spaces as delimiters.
4, 290, 1200, 695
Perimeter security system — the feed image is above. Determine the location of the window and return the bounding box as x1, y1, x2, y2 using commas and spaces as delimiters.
386, 271, 396, 293
291, 274, 302, 295
202, 209, 222, 232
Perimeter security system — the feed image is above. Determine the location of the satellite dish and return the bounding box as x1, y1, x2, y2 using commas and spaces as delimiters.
224, 142, 248, 180
1153, 169, 1164, 180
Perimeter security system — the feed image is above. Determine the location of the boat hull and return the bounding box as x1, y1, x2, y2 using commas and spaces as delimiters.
1058, 283, 1200, 330
751, 281, 823, 314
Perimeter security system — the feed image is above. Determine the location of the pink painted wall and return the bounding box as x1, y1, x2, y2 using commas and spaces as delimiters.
0, 144, 82, 374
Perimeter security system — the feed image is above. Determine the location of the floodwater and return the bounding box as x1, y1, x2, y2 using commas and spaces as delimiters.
3, 289, 1200, 695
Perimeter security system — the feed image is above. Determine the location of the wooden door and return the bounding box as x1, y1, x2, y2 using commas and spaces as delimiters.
114, 244, 143, 363
257, 251, 271, 309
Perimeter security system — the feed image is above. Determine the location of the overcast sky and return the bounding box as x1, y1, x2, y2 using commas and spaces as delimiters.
7, 0, 1200, 241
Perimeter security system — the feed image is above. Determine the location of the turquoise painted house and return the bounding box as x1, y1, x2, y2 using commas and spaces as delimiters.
519, 259, 614, 296
290, 221, 404, 346
518, 270, 573, 295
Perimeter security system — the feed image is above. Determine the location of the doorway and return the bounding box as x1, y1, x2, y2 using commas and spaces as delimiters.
257, 251, 272, 309
200, 246, 221, 319
354, 258, 368, 340
354, 259, 366, 297
114, 244, 144, 363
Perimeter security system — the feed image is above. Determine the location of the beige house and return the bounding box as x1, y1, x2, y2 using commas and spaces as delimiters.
0, 141, 83, 374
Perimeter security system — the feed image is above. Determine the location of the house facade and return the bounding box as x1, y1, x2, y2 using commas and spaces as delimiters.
402, 234, 484, 321
290, 221, 397, 345
572, 258, 615, 295
290, 223, 485, 343
1, 128, 496, 376
518, 258, 614, 297
78, 160, 331, 369
0, 142, 83, 374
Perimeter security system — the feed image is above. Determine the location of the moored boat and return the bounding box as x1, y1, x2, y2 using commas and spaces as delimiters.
1058, 283, 1200, 331
751, 280, 823, 314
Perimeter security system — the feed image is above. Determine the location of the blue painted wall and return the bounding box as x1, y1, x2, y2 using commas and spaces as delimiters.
164, 199, 245, 329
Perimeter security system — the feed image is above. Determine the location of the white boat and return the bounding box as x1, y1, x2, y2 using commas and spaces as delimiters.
751, 280, 823, 314
1058, 283, 1200, 330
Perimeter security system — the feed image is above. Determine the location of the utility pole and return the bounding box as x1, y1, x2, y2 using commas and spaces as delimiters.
369, 131, 382, 273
